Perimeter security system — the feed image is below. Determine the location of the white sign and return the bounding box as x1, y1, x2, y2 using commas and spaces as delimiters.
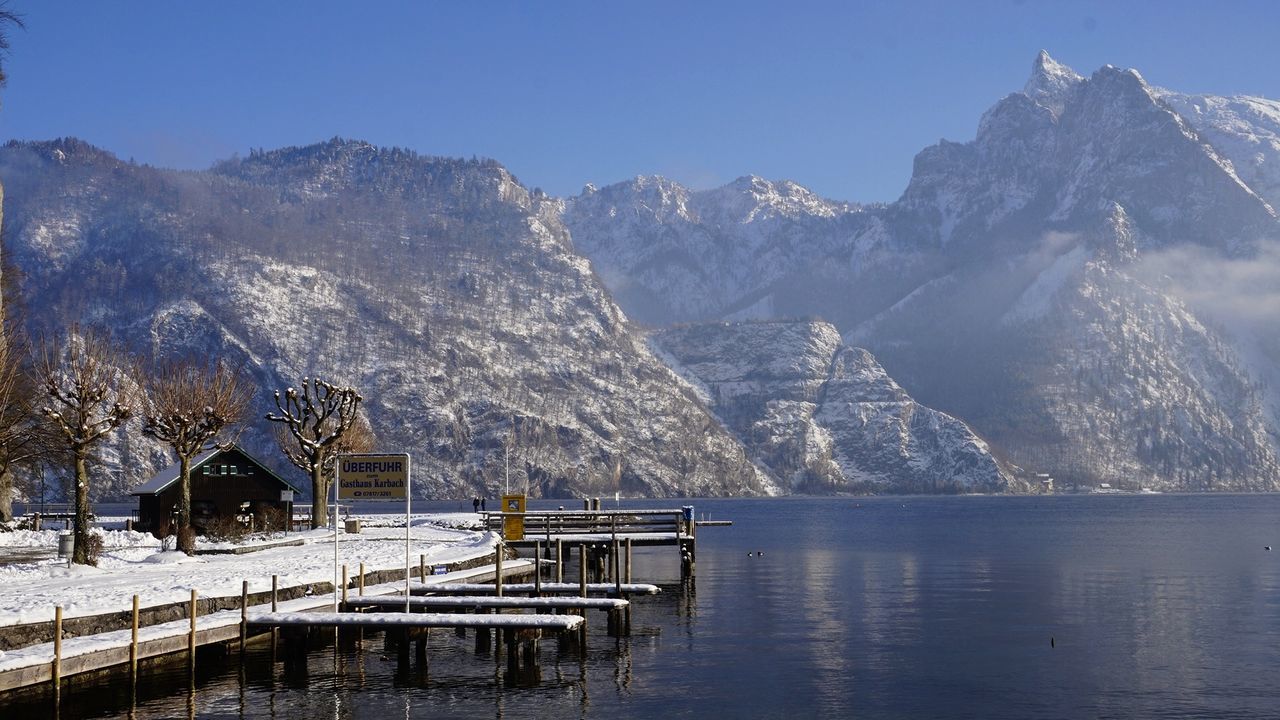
338, 454, 409, 500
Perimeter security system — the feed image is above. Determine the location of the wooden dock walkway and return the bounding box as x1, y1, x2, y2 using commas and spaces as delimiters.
348, 595, 629, 611
408, 581, 660, 596
0, 559, 537, 694
248, 610, 584, 632
482, 506, 703, 581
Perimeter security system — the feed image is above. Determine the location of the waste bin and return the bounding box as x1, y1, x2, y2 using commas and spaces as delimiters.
57, 531, 73, 558
344, 519, 361, 534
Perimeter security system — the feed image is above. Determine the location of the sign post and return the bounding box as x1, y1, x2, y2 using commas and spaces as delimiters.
338, 453, 412, 612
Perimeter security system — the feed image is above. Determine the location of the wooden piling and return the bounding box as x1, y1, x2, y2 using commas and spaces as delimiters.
358, 562, 365, 596
534, 541, 542, 595
555, 539, 564, 583
625, 538, 633, 583
504, 628, 517, 675
188, 589, 198, 672
419, 554, 426, 580
625, 539, 633, 635
271, 575, 278, 612
613, 539, 622, 597
127, 595, 141, 677
495, 543, 504, 597
239, 582, 247, 653
52, 605, 62, 694
342, 564, 348, 605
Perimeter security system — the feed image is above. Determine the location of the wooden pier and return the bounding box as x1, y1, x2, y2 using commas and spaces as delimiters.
0, 502, 731, 703
406, 581, 660, 596
481, 505, 709, 580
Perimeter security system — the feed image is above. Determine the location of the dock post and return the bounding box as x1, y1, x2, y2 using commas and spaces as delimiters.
341, 564, 348, 606
271, 575, 278, 612
495, 542, 504, 597
613, 539, 622, 596
578, 550, 588, 646
188, 589, 198, 673
131, 594, 142, 677
534, 541, 543, 595
239, 583, 247, 654
419, 554, 425, 581
504, 628, 518, 677
555, 540, 563, 583
358, 562, 365, 596
476, 611, 491, 656
625, 538, 633, 582
625, 539, 633, 635
52, 605, 62, 701
583, 498, 590, 511
415, 632, 427, 666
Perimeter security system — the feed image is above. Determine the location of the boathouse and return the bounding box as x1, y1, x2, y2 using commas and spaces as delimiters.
131, 445, 298, 538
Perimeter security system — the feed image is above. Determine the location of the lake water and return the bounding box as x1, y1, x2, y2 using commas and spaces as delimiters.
12, 494, 1280, 719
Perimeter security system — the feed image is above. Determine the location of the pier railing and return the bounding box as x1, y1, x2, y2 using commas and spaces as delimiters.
479, 509, 695, 540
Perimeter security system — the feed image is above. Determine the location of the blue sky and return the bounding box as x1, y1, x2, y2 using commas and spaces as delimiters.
1, 1, 1278, 203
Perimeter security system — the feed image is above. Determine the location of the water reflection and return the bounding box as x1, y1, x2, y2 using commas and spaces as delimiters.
7, 496, 1280, 718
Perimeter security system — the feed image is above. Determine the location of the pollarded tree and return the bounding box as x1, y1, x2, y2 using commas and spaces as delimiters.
273, 409, 375, 510
141, 358, 252, 553
0, 337, 45, 522
265, 377, 361, 529
35, 327, 135, 565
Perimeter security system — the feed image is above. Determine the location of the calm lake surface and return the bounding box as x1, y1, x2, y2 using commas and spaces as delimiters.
20, 494, 1280, 719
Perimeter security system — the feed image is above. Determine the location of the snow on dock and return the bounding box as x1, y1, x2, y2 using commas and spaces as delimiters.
248, 610, 584, 632
409, 581, 660, 596
348, 595, 629, 611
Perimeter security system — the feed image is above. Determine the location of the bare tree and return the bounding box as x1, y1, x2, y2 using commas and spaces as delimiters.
0, 3, 24, 90
274, 410, 375, 502
265, 378, 361, 528
0, 339, 45, 522
35, 328, 134, 565
141, 358, 252, 553
0, 251, 47, 522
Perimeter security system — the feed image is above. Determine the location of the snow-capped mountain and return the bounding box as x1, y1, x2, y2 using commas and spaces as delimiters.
566, 52, 1280, 491
0, 138, 774, 500
653, 321, 1023, 494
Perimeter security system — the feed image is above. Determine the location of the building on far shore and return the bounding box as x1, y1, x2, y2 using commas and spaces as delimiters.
130, 445, 298, 538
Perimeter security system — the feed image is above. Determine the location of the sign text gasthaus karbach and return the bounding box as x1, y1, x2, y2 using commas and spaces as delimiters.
338, 454, 409, 500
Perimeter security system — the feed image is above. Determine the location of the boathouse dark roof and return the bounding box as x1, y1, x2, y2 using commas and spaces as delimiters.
131, 444, 298, 496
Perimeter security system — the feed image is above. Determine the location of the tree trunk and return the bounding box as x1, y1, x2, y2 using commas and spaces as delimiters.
311, 462, 327, 530
177, 454, 194, 554
72, 449, 91, 565
0, 465, 13, 523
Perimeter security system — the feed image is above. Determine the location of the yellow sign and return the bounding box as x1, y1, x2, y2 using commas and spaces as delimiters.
338, 454, 409, 501
501, 493, 526, 540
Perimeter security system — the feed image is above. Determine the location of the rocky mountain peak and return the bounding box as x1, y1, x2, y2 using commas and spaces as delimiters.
1023, 50, 1084, 115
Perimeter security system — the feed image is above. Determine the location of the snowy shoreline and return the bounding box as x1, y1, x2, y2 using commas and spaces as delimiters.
0, 513, 493, 629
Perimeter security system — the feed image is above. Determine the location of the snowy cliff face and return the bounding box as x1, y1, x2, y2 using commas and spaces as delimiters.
653, 322, 1022, 494
0, 138, 775, 500
564, 176, 873, 325
566, 53, 1280, 491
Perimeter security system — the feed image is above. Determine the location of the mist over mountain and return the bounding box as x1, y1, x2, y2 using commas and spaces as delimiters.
565, 52, 1280, 492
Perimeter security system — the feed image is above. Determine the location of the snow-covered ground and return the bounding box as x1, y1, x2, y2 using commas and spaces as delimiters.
0, 514, 496, 628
